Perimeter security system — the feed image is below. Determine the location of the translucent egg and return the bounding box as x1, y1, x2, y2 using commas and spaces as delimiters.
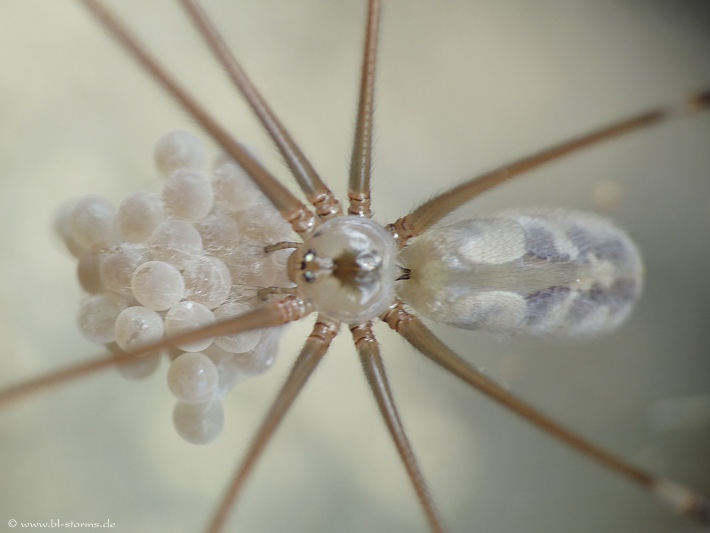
69, 194, 116, 249
164, 301, 216, 352
149, 220, 203, 270
99, 243, 149, 299
53, 198, 87, 258
182, 255, 231, 309
131, 260, 185, 311
76, 249, 104, 294
212, 154, 265, 213
202, 344, 234, 366
195, 213, 241, 256
77, 293, 129, 343
106, 342, 161, 380
232, 326, 283, 376
213, 301, 262, 353
114, 306, 164, 352
117, 191, 164, 243
154, 130, 206, 176
203, 344, 250, 395
215, 357, 249, 395
162, 168, 214, 222
172, 398, 224, 445
224, 243, 277, 287
167, 352, 219, 404
116, 353, 162, 380
237, 204, 292, 245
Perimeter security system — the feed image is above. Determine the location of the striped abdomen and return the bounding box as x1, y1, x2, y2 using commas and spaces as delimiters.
396, 209, 643, 336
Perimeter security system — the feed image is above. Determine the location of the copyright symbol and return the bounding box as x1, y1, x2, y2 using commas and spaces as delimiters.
8, 519, 17, 527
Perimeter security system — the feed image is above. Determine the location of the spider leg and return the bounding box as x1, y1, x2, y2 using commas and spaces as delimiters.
388, 88, 710, 247
206, 317, 339, 533
79, 0, 317, 236
0, 295, 312, 408
177, 0, 342, 220
381, 300, 710, 525
352, 321, 446, 533
348, 0, 380, 218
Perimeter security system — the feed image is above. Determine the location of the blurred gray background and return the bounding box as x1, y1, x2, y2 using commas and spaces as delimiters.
0, 1, 709, 532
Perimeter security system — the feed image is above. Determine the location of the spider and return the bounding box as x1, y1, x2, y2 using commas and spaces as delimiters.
1, 1, 702, 530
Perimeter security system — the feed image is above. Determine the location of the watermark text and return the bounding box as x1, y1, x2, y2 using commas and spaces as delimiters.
7, 519, 116, 529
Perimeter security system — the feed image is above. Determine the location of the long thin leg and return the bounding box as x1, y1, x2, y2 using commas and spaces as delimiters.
348, 0, 380, 218
351, 322, 446, 533
388, 89, 710, 246
0, 295, 312, 408
79, 0, 316, 236
177, 0, 341, 220
206, 317, 339, 533
381, 301, 710, 524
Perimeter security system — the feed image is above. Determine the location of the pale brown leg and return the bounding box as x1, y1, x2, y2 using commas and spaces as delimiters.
177, 0, 341, 220
351, 322, 446, 533
0, 295, 312, 408
79, 0, 317, 236
206, 317, 339, 533
348, 0, 380, 218
381, 300, 710, 524
388, 89, 710, 247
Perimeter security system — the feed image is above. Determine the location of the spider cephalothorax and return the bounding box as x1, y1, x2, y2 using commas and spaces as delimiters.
288, 216, 397, 323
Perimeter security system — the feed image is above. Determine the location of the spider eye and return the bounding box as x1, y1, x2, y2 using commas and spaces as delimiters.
303, 270, 316, 283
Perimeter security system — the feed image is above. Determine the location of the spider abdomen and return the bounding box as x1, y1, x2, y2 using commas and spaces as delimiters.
396, 209, 643, 336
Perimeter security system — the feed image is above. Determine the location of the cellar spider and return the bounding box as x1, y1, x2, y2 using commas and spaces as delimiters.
1, 1, 709, 532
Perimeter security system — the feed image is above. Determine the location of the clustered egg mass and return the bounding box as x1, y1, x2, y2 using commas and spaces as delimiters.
56, 130, 293, 445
